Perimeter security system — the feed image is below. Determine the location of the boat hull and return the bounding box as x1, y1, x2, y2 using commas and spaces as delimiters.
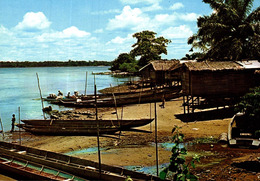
0, 141, 166, 181
18, 118, 154, 135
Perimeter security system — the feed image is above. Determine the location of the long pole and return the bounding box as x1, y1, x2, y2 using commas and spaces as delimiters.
18, 107, 21, 145
95, 83, 101, 178
0, 117, 4, 138
85, 72, 88, 96
150, 102, 152, 132
154, 91, 159, 176
110, 84, 119, 120
36, 73, 46, 119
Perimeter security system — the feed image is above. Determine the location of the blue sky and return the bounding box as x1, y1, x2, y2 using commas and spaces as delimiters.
0, 0, 259, 62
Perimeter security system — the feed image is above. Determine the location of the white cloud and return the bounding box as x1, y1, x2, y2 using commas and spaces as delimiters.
142, 3, 163, 12
15, 12, 51, 31
37, 26, 90, 42
91, 9, 121, 15
108, 34, 133, 44
94, 28, 104, 33
120, 0, 162, 5
161, 25, 193, 39
179, 13, 199, 21
107, 6, 151, 31
62, 26, 90, 38
169, 3, 184, 10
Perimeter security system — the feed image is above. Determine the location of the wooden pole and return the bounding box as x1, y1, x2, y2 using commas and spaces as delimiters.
0, 117, 4, 138
110, 84, 119, 120
154, 88, 159, 176
95, 83, 101, 178
85, 72, 88, 96
36, 73, 46, 119
150, 102, 152, 132
18, 107, 21, 145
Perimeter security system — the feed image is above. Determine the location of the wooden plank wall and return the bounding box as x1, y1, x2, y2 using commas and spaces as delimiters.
182, 69, 255, 96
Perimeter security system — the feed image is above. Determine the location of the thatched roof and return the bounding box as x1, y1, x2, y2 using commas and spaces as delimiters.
139, 60, 180, 72
184, 61, 244, 71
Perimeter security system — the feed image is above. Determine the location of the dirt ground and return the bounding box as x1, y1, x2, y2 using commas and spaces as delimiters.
5, 96, 260, 180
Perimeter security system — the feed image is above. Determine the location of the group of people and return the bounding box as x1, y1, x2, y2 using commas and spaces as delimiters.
57, 90, 79, 98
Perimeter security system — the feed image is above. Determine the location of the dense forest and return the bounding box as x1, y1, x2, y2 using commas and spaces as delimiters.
0, 60, 112, 68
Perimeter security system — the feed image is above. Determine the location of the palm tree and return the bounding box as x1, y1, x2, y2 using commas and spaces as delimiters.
188, 0, 260, 61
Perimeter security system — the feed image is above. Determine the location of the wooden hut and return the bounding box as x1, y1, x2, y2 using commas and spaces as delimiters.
182, 60, 260, 114
139, 60, 181, 87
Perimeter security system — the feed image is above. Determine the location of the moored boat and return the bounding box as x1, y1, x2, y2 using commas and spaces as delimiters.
56, 89, 181, 108
17, 118, 154, 135
0, 141, 167, 181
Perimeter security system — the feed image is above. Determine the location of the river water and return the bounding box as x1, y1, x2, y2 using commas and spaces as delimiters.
0, 66, 134, 131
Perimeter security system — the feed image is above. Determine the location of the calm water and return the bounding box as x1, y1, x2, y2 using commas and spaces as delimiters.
0, 66, 134, 131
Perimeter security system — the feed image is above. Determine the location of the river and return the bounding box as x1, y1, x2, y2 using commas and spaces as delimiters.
0, 66, 135, 131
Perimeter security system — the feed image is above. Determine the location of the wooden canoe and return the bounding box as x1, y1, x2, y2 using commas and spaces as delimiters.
0, 141, 166, 181
0, 152, 86, 180
57, 90, 181, 108
18, 118, 154, 135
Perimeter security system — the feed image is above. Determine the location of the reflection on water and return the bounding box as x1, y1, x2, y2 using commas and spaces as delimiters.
0, 66, 137, 131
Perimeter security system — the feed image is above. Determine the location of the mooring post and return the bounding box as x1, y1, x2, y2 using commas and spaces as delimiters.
36, 73, 46, 119
18, 107, 21, 145
95, 84, 101, 178
84, 72, 88, 96
150, 102, 152, 132
0, 117, 4, 139
110, 84, 119, 120
154, 90, 159, 176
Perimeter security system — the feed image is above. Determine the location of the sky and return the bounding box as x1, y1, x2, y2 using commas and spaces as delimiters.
0, 0, 259, 62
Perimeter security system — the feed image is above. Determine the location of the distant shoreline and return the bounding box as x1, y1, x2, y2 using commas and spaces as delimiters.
0, 60, 112, 68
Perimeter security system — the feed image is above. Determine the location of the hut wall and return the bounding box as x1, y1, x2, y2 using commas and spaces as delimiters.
182, 69, 255, 97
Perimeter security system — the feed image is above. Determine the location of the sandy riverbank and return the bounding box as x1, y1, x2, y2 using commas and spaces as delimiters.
14, 97, 231, 165
3, 95, 259, 180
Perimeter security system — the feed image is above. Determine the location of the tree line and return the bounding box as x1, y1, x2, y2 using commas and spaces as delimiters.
0, 60, 112, 68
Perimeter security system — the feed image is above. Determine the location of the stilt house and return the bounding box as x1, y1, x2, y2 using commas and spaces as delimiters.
139, 60, 182, 87
181, 60, 260, 114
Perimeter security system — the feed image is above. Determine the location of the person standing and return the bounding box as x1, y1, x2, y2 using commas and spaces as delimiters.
10, 114, 15, 132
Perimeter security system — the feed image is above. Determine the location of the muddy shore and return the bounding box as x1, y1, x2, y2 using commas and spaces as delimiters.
3, 89, 260, 180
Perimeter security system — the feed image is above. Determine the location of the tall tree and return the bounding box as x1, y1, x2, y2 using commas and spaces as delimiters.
110, 53, 138, 72
130, 30, 171, 66
188, 0, 260, 60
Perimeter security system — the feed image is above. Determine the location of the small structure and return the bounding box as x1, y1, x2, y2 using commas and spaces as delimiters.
139, 59, 182, 87
182, 60, 260, 114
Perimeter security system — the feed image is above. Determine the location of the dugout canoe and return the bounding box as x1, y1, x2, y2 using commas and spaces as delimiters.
0, 141, 166, 181
0, 151, 86, 180
18, 118, 154, 135
57, 90, 181, 108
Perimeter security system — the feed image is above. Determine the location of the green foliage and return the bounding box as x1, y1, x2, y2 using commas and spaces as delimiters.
0, 60, 112, 67
110, 53, 138, 72
160, 126, 200, 181
130, 30, 171, 66
188, 0, 260, 60
236, 86, 260, 120
181, 53, 205, 60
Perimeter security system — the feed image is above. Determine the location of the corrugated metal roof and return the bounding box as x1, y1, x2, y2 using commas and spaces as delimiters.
236, 60, 260, 69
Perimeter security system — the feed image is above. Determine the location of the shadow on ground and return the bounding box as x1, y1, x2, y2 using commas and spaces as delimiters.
232, 161, 260, 172
175, 108, 235, 122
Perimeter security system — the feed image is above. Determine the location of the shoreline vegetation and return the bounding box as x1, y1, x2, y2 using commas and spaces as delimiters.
0, 60, 112, 68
